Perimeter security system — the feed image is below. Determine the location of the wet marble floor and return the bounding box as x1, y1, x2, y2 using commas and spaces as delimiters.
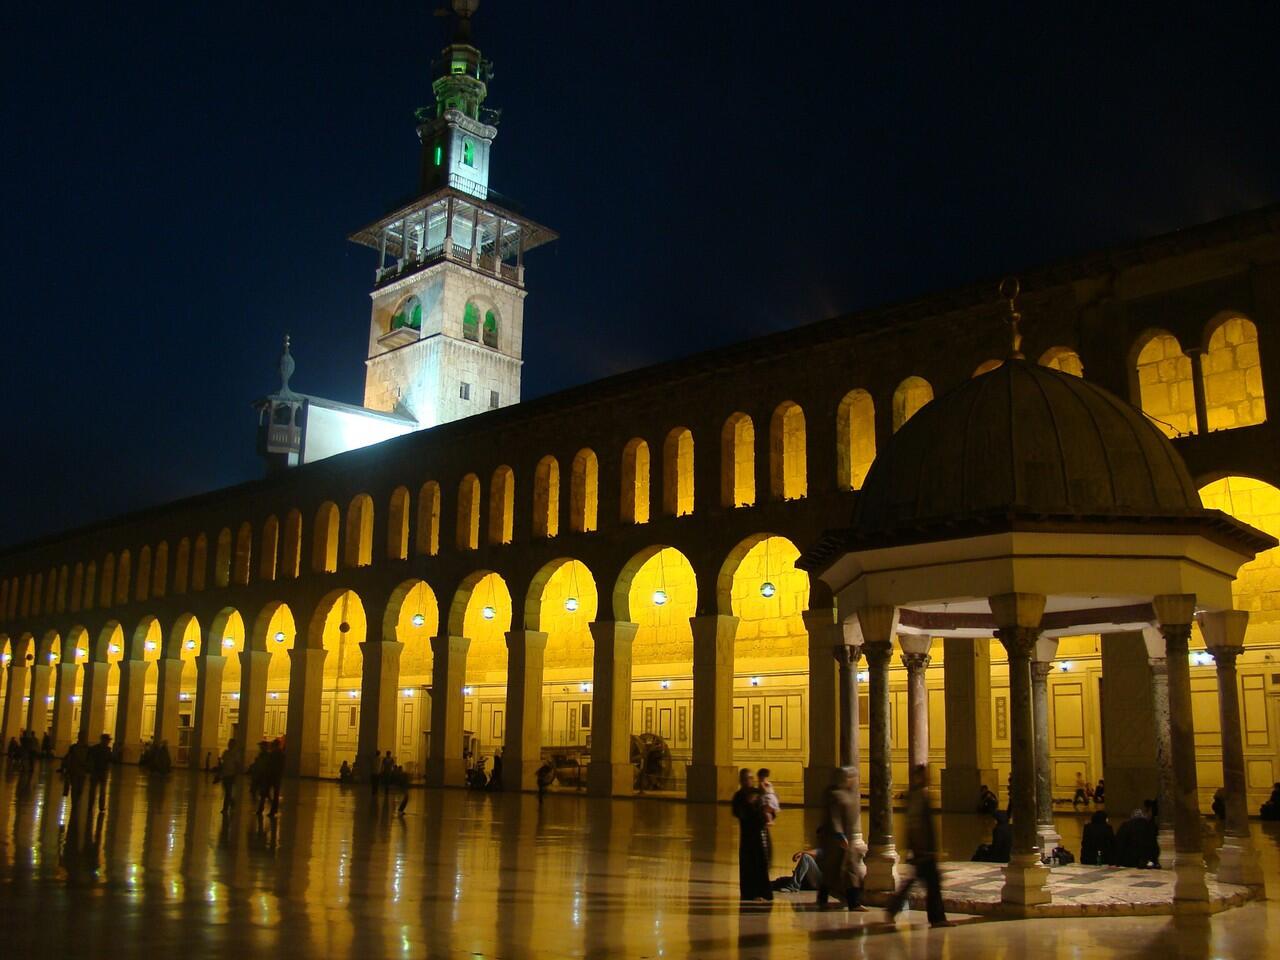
1, 763, 1278, 958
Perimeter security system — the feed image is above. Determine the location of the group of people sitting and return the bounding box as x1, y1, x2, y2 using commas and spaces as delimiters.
5, 730, 53, 770
1080, 804, 1161, 867
137, 739, 174, 773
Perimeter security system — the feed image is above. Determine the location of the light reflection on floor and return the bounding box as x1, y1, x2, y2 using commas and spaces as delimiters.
0, 764, 1278, 958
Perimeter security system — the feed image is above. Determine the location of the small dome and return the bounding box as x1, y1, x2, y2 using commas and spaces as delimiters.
854, 359, 1201, 535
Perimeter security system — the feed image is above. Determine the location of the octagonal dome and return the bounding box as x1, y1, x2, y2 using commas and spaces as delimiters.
853, 358, 1201, 536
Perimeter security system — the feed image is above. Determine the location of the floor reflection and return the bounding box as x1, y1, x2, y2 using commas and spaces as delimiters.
0, 763, 1277, 958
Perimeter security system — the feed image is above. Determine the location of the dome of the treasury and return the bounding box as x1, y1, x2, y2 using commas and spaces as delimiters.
852, 357, 1202, 537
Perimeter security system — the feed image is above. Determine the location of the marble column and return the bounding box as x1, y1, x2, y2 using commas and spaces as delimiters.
113, 658, 149, 762
587, 620, 638, 797
990, 592, 1051, 908
687, 613, 739, 803
284, 646, 327, 777
1199, 610, 1264, 887
153, 657, 184, 752
1032, 636, 1060, 850
356, 639, 405, 766
50, 661, 77, 753
237, 650, 271, 755
503, 630, 549, 792
78, 659, 110, 743
1153, 594, 1209, 905
1, 661, 29, 743
940, 636, 997, 812
1141, 626, 1177, 869
189, 654, 227, 769
802, 608, 842, 807
899, 634, 931, 770
836, 629, 866, 847
426, 635, 469, 787
26, 660, 52, 737
857, 605, 899, 894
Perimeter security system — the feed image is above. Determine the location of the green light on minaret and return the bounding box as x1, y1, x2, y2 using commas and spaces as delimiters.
434, 144, 442, 166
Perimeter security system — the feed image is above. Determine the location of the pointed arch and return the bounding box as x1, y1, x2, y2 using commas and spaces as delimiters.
113, 550, 132, 605
416, 482, 441, 556
83, 562, 97, 611
214, 528, 232, 587
153, 542, 169, 597
344, 494, 374, 568
387, 486, 410, 560
456, 474, 480, 551
260, 516, 280, 581
312, 502, 340, 573
662, 427, 695, 517
892, 376, 933, 432
233, 521, 253, 585
570, 448, 599, 533
489, 466, 515, 545
720, 413, 755, 508
70, 562, 84, 613
620, 438, 650, 525
836, 388, 876, 491
282, 510, 302, 578
533, 455, 560, 538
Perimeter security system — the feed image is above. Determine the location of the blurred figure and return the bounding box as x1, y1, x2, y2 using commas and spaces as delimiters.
815, 767, 864, 910
86, 734, 112, 811
888, 764, 952, 928
731, 768, 771, 902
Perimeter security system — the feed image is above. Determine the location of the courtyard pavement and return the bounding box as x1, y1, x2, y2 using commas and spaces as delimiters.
1, 764, 1277, 958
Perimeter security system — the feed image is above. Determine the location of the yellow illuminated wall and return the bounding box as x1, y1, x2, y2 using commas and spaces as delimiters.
457, 475, 480, 550
893, 377, 933, 432
394, 582, 438, 681
463, 573, 513, 681
728, 537, 808, 663
621, 439, 650, 524
663, 429, 695, 517
629, 548, 697, 668
837, 389, 876, 491
1041, 347, 1085, 378
387, 489, 410, 561
263, 603, 297, 683
721, 413, 755, 508
1199, 477, 1280, 629
1204, 316, 1266, 431
770, 403, 807, 501
416, 482, 440, 556
570, 449, 599, 533
489, 466, 514, 545
539, 560, 598, 673
533, 456, 560, 538
317, 590, 366, 687
312, 505, 339, 572
344, 494, 374, 567
1135, 332, 1196, 438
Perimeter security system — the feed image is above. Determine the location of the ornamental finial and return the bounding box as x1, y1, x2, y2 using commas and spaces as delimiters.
999, 277, 1025, 360
279, 334, 296, 394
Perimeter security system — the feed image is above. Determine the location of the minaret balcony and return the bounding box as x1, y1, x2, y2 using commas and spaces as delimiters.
378, 325, 422, 349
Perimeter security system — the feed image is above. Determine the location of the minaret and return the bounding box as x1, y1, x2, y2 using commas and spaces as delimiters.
348, 0, 557, 431
255, 336, 305, 472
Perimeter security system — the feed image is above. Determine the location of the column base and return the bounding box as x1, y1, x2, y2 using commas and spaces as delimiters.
291, 749, 320, 779
864, 842, 899, 894
1001, 852, 1051, 906
940, 766, 999, 813
1215, 836, 1263, 889
685, 763, 737, 802
1173, 854, 1209, 903
1156, 825, 1175, 870
1036, 823, 1062, 852
803, 765, 843, 807
587, 762, 635, 797
426, 757, 468, 788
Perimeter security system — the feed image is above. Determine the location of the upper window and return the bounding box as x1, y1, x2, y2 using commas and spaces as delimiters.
462, 139, 475, 167
483, 309, 498, 347
391, 295, 422, 331
462, 302, 480, 341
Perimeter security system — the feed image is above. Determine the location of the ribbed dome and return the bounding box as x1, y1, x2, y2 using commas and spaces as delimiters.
854, 359, 1202, 535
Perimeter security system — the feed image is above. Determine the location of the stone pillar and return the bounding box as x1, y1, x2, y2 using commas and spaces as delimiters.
113, 659, 149, 762
1153, 594, 1209, 905
2, 662, 29, 743
1141, 626, 1177, 869
503, 630, 548, 792
356, 639, 404, 766
1199, 610, 1264, 888
899, 635, 932, 770
802, 608, 842, 807
426, 635, 469, 787
26, 661, 52, 737
237, 650, 271, 755
1032, 636, 1060, 851
990, 592, 1051, 908
836, 634, 865, 846
189, 654, 227, 769
284, 646, 327, 777
941, 636, 997, 812
153, 657, 184, 751
78, 660, 110, 743
1186, 349, 1209, 436
587, 621, 638, 797
857, 605, 899, 894
50, 662, 77, 754
686, 613, 738, 802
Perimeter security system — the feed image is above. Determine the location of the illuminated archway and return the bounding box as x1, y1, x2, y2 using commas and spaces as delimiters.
663, 428, 695, 517
570, 449, 599, 533
836, 389, 875, 491
769, 401, 807, 501
489, 466, 515, 545
1204, 314, 1267, 431
449, 572, 513, 759
306, 589, 367, 776
1199, 476, 1280, 625
720, 413, 755, 508
344, 494, 374, 568
893, 376, 933, 432
247, 601, 297, 746
621, 438, 651, 524
1133, 330, 1196, 438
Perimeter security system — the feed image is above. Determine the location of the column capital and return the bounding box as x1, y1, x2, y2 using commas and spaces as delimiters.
901, 651, 931, 672
995, 626, 1040, 659
1152, 593, 1196, 628
855, 605, 898, 645
1197, 609, 1248, 657
834, 642, 862, 666
1158, 621, 1193, 654
1030, 659, 1053, 682
862, 641, 893, 668
897, 633, 932, 657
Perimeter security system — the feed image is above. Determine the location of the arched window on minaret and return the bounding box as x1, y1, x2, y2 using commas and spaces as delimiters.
463, 302, 480, 342
483, 309, 499, 348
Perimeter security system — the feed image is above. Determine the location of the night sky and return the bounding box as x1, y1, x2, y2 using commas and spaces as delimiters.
2, 2, 1278, 549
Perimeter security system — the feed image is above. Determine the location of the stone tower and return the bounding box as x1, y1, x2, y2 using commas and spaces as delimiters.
349, 0, 556, 430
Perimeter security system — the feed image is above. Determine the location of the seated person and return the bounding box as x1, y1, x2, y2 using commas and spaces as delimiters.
773, 848, 824, 892
1113, 808, 1159, 868
1093, 778, 1106, 805
1080, 810, 1115, 866
338, 759, 353, 784
971, 811, 1012, 862
978, 784, 998, 816
1261, 783, 1280, 821
1211, 788, 1226, 821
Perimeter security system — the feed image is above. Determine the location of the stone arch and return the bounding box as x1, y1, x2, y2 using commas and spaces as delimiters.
344, 494, 374, 568
100, 553, 116, 608
114, 550, 132, 606
1131, 328, 1196, 438
716, 533, 809, 621
1199, 475, 1280, 619
384, 578, 440, 645
153, 541, 168, 597
620, 438, 651, 525
130, 615, 161, 661
303, 589, 367, 775
249, 600, 298, 654
570, 448, 599, 533
769, 401, 807, 501
83, 561, 97, 611
282, 510, 302, 578
446, 570, 512, 639
892, 376, 933, 432
387, 486, 410, 560
613, 545, 698, 624
1039, 346, 1084, 378
720, 413, 756, 508
260, 516, 280, 581
135, 547, 151, 602
1202, 312, 1266, 431
313, 502, 340, 573
455, 572, 513, 687
489, 466, 515, 545
215, 528, 232, 588
39, 628, 61, 665
234, 521, 253, 585
836, 388, 876, 491
533, 456, 561, 539
663, 427, 695, 517
192, 533, 209, 591
174, 538, 190, 594
524, 558, 599, 633
417, 481, 441, 556
168, 612, 203, 659
456, 474, 481, 551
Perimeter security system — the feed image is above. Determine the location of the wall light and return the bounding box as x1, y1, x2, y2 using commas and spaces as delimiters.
270, 692, 280, 700
1190, 650, 1214, 667
49, 652, 58, 663
565, 597, 579, 613
463, 686, 474, 696
1058, 661, 1071, 672
652, 589, 668, 607
857, 670, 870, 683
660, 679, 670, 690
179, 693, 190, 701
71, 695, 81, 703
108, 643, 120, 655
411, 613, 426, 628
402, 689, 414, 697
231, 692, 240, 700
274, 631, 286, 643
75, 648, 86, 660
579, 682, 592, 693
46, 696, 53, 704
481, 605, 496, 621
348, 690, 359, 699
750, 676, 762, 687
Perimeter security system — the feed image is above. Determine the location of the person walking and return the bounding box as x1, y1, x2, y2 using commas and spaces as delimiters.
815, 767, 865, 909
888, 764, 953, 928
259, 739, 285, 817
731, 768, 772, 902
86, 734, 112, 812
380, 751, 395, 797
217, 740, 242, 814
247, 741, 270, 811
62, 735, 89, 802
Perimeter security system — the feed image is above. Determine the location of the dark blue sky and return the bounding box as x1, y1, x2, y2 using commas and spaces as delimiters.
2, 2, 1278, 548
